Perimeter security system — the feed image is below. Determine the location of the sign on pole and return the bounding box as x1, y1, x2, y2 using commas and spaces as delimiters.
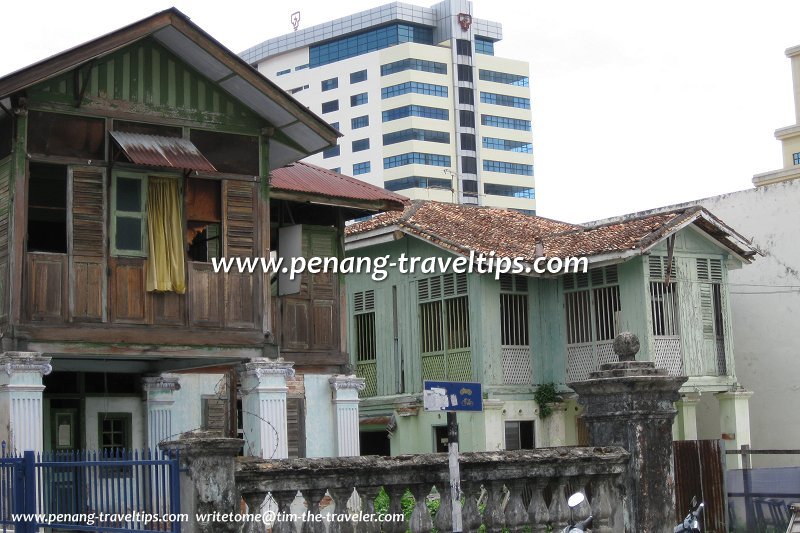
423, 381, 483, 533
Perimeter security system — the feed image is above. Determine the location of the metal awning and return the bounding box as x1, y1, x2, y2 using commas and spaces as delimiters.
110, 131, 217, 172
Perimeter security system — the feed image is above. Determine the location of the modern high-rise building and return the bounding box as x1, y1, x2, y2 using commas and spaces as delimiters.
241, 0, 536, 213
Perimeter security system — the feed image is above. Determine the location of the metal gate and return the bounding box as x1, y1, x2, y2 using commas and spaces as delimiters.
673, 439, 728, 533
0, 446, 181, 533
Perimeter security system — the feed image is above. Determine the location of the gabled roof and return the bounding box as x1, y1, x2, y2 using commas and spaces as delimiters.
0, 8, 339, 169
345, 200, 758, 266
270, 162, 408, 212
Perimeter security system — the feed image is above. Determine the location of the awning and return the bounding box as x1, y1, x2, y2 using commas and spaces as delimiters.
110, 131, 217, 172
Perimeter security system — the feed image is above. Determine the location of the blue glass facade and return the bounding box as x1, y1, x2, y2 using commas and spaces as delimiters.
480, 92, 531, 109
384, 152, 451, 169
384, 176, 451, 191
481, 115, 531, 131
381, 58, 447, 76
383, 128, 450, 146
309, 23, 434, 68
353, 162, 371, 175
484, 184, 536, 198
382, 105, 449, 122
382, 82, 448, 99
322, 145, 341, 158
475, 37, 495, 55
483, 160, 533, 176
482, 137, 533, 153
479, 69, 529, 87
351, 93, 368, 106
352, 138, 370, 152
351, 115, 369, 129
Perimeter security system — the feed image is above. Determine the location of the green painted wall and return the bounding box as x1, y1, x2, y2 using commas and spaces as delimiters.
26, 38, 263, 132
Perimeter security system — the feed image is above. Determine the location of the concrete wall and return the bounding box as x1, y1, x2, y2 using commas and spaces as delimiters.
304, 373, 337, 458
172, 373, 225, 436
692, 179, 800, 466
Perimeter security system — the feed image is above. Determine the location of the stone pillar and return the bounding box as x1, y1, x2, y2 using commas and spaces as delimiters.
240, 358, 294, 459
542, 401, 568, 447
0, 351, 51, 454
717, 388, 753, 469
161, 430, 244, 533
569, 332, 686, 533
329, 375, 365, 457
673, 392, 701, 441
142, 374, 181, 451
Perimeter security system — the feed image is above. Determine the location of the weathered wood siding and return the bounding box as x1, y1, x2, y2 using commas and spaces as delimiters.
0, 157, 10, 324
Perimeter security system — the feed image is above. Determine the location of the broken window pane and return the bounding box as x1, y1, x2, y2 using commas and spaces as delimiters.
190, 130, 259, 175
27, 163, 67, 253
28, 111, 105, 160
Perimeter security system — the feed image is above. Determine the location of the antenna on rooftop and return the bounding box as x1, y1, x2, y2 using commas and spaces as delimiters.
291, 11, 301, 31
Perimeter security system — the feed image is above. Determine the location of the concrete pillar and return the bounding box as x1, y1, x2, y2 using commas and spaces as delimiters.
240, 358, 294, 459
542, 401, 568, 447
673, 392, 701, 441
717, 388, 753, 469
142, 374, 181, 452
161, 430, 244, 533
329, 375, 365, 457
0, 351, 51, 454
569, 332, 686, 533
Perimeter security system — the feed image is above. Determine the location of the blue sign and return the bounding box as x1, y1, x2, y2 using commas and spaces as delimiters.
423, 381, 483, 412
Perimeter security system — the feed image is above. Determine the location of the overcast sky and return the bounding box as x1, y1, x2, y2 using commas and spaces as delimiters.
3, 0, 800, 222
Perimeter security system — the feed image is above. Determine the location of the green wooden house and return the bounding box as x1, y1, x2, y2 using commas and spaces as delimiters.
345, 200, 758, 456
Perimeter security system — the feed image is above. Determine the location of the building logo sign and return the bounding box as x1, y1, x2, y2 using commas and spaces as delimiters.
457, 13, 472, 32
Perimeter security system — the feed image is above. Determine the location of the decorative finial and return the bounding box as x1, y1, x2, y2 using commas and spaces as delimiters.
613, 332, 640, 362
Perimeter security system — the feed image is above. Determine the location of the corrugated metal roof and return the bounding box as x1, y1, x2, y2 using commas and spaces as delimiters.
110, 131, 216, 172
271, 162, 407, 210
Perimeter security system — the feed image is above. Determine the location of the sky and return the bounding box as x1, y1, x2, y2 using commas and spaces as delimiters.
2, 0, 800, 222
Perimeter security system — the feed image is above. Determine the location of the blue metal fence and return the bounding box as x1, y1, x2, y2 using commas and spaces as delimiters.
1, 444, 181, 533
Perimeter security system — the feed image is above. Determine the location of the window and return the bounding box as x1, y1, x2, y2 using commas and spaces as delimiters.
28, 111, 105, 160
276, 69, 290, 76
484, 184, 536, 198
330, 167, 341, 173
479, 69, 529, 86
461, 180, 478, 194
419, 273, 471, 381
696, 257, 727, 375
295, 64, 309, 71
457, 64, 473, 82
352, 138, 370, 152
481, 115, 531, 131
382, 82, 448, 99
480, 92, 531, 109
483, 137, 533, 153
98, 412, 132, 475
458, 87, 474, 105
186, 178, 222, 262
322, 145, 341, 158
289, 85, 309, 94
350, 70, 368, 83
383, 128, 450, 146
27, 163, 67, 253
190, 130, 260, 175
353, 162, 371, 175
475, 37, 495, 55
505, 421, 534, 450
500, 274, 529, 345
483, 160, 534, 176
354, 289, 376, 363
384, 176, 451, 191
321, 77, 338, 91
460, 133, 476, 151
456, 39, 472, 56
794, 152, 800, 165
112, 173, 147, 256
461, 156, 477, 174
382, 105, 449, 122
321, 100, 339, 114
310, 24, 434, 67
330, 122, 340, 131
384, 152, 451, 169
564, 265, 620, 345
512, 208, 536, 216
381, 58, 447, 76
459, 110, 475, 128
351, 92, 368, 106
351, 115, 370, 129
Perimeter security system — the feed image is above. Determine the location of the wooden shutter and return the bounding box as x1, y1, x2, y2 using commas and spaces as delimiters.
307, 229, 338, 350
202, 397, 229, 435
286, 398, 305, 459
223, 180, 257, 328
70, 167, 106, 321
0, 159, 10, 321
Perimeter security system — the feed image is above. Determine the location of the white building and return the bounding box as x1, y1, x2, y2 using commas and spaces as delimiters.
241, 0, 536, 214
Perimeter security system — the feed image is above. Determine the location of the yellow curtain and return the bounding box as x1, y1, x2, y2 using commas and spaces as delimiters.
146, 177, 186, 294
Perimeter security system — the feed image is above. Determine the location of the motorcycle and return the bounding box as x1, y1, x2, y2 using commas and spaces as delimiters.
561, 492, 593, 533
674, 496, 704, 532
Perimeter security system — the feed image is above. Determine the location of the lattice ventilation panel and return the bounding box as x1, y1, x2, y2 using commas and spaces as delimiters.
653, 338, 683, 376
567, 344, 595, 382
446, 349, 473, 382
502, 346, 533, 384
357, 361, 377, 398
421, 353, 446, 381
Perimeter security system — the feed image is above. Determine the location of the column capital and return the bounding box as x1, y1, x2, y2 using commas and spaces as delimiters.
329, 374, 366, 392
678, 392, 702, 405
0, 351, 52, 377
142, 374, 181, 392
241, 358, 295, 380
716, 387, 754, 401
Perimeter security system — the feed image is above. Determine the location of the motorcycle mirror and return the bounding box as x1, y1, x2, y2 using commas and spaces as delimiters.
567, 492, 585, 508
